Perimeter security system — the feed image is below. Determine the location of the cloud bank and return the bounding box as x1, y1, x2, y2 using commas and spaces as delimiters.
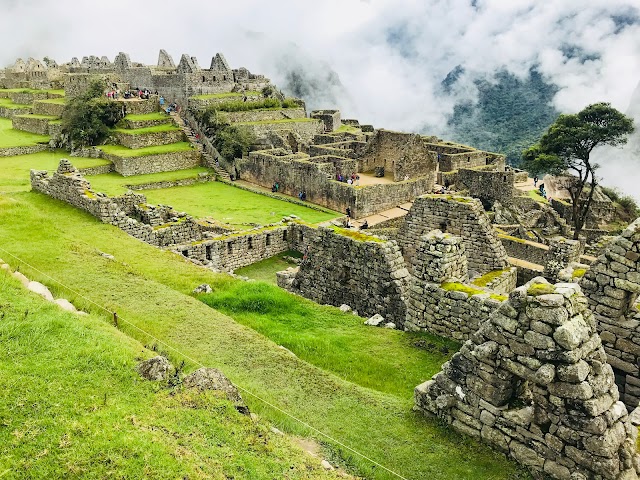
1, 0, 639, 198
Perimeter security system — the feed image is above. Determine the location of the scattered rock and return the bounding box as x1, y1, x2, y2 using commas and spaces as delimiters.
278, 345, 297, 357
321, 460, 334, 471
100, 252, 115, 260
339, 304, 351, 313
193, 284, 212, 294
364, 314, 385, 326
183, 367, 249, 415
27, 281, 54, 301
12, 271, 30, 287
384, 322, 396, 329
0, 264, 10, 271
55, 298, 77, 312
136, 356, 171, 381
270, 426, 284, 435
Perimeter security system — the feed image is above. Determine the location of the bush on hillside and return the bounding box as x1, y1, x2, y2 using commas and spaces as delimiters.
61, 79, 123, 148
601, 186, 640, 221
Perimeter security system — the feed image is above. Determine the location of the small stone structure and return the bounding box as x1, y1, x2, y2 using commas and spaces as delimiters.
398, 194, 510, 277
581, 219, 640, 409
280, 226, 409, 326
415, 278, 640, 480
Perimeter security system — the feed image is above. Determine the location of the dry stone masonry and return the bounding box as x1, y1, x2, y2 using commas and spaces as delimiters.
415, 278, 640, 480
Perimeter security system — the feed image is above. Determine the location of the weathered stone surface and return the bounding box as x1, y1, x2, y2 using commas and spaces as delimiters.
193, 283, 212, 294
55, 298, 77, 312
365, 314, 385, 326
27, 281, 54, 301
137, 356, 171, 381
183, 367, 249, 415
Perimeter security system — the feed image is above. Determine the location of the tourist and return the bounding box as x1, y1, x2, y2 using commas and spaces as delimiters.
275, 182, 280, 192
347, 178, 353, 185
355, 174, 360, 186
346, 207, 352, 218
272, 183, 277, 193
159, 96, 165, 107
361, 219, 369, 230
533, 175, 539, 187
298, 191, 303, 200
301, 191, 307, 201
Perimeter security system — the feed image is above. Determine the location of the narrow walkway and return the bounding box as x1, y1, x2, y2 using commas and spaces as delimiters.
508, 256, 544, 272
169, 110, 231, 181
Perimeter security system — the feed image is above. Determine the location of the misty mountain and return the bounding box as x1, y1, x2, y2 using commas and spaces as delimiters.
445, 68, 559, 165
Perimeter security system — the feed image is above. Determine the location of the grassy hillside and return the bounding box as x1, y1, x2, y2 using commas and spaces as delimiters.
0, 271, 342, 479
0, 190, 526, 479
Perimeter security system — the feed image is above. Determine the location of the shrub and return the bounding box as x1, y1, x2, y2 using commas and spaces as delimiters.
61, 78, 123, 148
601, 185, 640, 221
215, 125, 255, 159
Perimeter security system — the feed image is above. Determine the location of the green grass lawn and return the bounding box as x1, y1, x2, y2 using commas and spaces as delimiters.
528, 188, 549, 204
235, 251, 302, 284
337, 124, 362, 134
0, 150, 111, 193
0, 192, 526, 479
192, 91, 261, 100
86, 167, 212, 196
113, 123, 181, 135
124, 112, 171, 122
0, 117, 49, 148
237, 118, 316, 125
15, 114, 59, 121
0, 271, 342, 480
0, 98, 32, 109
142, 182, 339, 227
99, 142, 193, 158
36, 97, 66, 105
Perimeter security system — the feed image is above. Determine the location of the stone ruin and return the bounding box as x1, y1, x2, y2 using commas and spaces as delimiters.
415, 278, 640, 480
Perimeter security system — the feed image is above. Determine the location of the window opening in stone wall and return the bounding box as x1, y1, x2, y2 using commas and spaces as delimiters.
205, 245, 212, 261
223, 75, 227, 81
248, 237, 253, 250
202, 75, 205, 82
266, 234, 271, 246
182, 250, 188, 257
283, 230, 288, 241
504, 175, 508, 182
299, 231, 304, 242
227, 242, 232, 254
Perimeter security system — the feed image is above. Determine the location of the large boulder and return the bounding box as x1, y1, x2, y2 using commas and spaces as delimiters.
136, 356, 172, 381
27, 281, 54, 301
183, 367, 249, 415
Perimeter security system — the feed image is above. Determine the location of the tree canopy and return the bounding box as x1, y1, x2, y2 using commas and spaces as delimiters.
523, 102, 634, 238
61, 78, 123, 148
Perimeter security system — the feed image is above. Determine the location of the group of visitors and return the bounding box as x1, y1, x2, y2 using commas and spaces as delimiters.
271, 181, 280, 193
106, 87, 155, 100
298, 191, 307, 201
336, 173, 360, 186
159, 96, 179, 114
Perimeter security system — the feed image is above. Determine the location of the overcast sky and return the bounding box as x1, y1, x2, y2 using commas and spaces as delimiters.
1, 0, 639, 197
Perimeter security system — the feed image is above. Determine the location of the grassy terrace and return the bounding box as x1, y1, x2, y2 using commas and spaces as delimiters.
113, 123, 181, 135
0, 117, 49, 147
192, 90, 261, 100
37, 97, 66, 105
0, 88, 64, 96
0, 150, 110, 193
0, 191, 524, 479
0, 98, 32, 109
124, 112, 171, 122
142, 182, 339, 227
86, 167, 212, 196
235, 250, 302, 284
0, 272, 341, 479
15, 114, 59, 121
337, 124, 362, 134
99, 142, 193, 158
237, 118, 316, 126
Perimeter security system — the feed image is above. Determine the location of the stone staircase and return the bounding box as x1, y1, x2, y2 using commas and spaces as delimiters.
169, 110, 231, 181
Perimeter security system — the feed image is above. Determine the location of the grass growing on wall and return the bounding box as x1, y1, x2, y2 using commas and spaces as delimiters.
234, 250, 302, 284
0, 117, 49, 147
86, 167, 212, 196
0, 272, 341, 479
37, 97, 66, 105
113, 123, 181, 135
124, 112, 170, 122
0, 189, 526, 480
142, 182, 339, 227
0, 150, 110, 193
0, 98, 32, 109
99, 142, 193, 158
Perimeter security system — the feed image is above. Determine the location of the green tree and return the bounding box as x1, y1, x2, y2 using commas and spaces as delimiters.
523, 102, 634, 239
215, 125, 255, 159
61, 78, 124, 148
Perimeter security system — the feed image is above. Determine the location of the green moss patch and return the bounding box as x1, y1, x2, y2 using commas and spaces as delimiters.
472, 269, 511, 287
113, 123, 181, 135
441, 282, 484, 296
329, 225, 384, 243
99, 142, 193, 158
572, 268, 587, 278
527, 283, 556, 296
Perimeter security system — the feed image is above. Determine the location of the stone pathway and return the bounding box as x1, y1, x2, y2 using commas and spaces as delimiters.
169, 110, 231, 181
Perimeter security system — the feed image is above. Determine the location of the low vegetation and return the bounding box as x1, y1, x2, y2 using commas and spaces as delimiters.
99, 142, 193, 158
85, 167, 212, 196
601, 185, 640, 223
61, 79, 123, 148
0, 117, 49, 148
113, 123, 181, 135
235, 250, 301, 284
0, 271, 342, 479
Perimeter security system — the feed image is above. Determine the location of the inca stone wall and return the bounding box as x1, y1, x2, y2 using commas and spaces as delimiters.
398, 195, 509, 276
0, 145, 48, 157
544, 238, 584, 282
581, 219, 640, 409
114, 129, 185, 149
30, 160, 203, 248
415, 278, 640, 480
104, 150, 201, 176
457, 168, 515, 209
11, 115, 52, 135
283, 227, 409, 326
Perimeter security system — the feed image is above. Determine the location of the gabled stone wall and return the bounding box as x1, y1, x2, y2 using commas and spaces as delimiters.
398, 195, 509, 276
416, 278, 640, 480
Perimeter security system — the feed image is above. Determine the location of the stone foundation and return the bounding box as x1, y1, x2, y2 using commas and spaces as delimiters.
104, 149, 201, 176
